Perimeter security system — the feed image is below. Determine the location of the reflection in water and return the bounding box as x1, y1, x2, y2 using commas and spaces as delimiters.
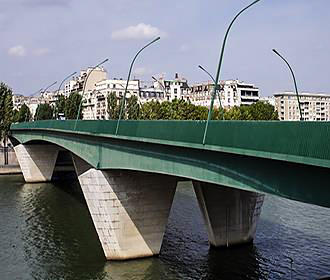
18, 180, 106, 280
0, 175, 329, 279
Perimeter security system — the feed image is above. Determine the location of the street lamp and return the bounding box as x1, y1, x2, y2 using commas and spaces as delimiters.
115, 36, 160, 135
152, 76, 165, 90
42, 81, 57, 94
272, 49, 303, 121
202, 0, 262, 145
29, 88, 44, 97
74, 58, 109, 130
35, 81, 57, 121
55, 71, 77, 119
198, 65, 224, 120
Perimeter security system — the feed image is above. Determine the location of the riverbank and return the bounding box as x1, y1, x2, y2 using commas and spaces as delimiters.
0, 165, 21, 175
0, 165, 75, 175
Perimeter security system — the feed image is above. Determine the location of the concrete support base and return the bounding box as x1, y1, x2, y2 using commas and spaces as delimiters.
72, 156, 177, 260
14, 144, 59, 183
193, 181, 264, 247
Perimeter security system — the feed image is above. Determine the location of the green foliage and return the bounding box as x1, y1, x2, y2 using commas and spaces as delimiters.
140, 99, 208, 120
247, 101, 279, 120
35, 103, 53, 120
12, 109, 19, 123
55, 95, 67, 119
126, 95, 140, 120
140, 101, 161, 120
0, 82, 13, 140
65, 92, 83, 119
14, 104, 31, 122
107, 92, 120, 119
224, 101, 278, 121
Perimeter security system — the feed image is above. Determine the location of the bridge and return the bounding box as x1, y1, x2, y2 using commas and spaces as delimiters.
9, 120, 330, 260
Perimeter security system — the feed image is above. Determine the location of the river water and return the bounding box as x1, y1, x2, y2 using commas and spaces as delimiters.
0, 175, 329, 280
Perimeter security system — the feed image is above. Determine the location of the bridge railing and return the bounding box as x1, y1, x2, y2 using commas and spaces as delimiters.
10, 120, 330, 169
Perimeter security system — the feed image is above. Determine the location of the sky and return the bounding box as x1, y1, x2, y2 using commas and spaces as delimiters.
1, 0, 329, 97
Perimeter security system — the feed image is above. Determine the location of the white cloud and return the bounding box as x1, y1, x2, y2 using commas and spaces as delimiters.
8, 45, 26, 57
33, 48, 50, 56
111, 23, 166, 40
133, 67, 150, 76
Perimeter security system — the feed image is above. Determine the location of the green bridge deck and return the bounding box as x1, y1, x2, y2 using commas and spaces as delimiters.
10, 120, 330, 169
9, 120, 330, 208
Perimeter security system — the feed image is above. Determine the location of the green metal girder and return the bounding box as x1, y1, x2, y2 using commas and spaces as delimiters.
10, 120, 330, 208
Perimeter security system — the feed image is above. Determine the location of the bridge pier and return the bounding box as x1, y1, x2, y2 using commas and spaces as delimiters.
193, 181, 264, 247
72, 156, 177, 260
14, 144, 59, 183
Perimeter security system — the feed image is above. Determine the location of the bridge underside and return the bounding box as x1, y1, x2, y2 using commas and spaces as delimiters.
13, 142, 265, 260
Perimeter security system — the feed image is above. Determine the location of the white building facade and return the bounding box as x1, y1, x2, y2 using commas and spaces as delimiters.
88, 79, 140, 120
189, 80, 260, 109
274, 92, 330, 121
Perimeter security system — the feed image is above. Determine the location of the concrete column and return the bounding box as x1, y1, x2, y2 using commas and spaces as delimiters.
14, 144, 59, 183
72, 155, 177, 260
193, 181, 264, 247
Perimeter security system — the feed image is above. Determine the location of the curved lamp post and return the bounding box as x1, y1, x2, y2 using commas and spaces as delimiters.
198, 65, 224, 120
29, 88, 44, 97
152, 76, 165, 91
74, 58, 109, 130
43, 81, 57, 94
35, 81, 57, 121
55, 71, 77, 119
115, 36, 160, 135
272, 49, 303, 121
202, 0, 262, 145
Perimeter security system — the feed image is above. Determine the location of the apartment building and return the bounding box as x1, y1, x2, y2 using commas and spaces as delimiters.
12, 94, 28, 111
259, 96, 275, 106
274, 92, 330, 121
139, 87, 165, 104
88, 78, 140, 120
12, 94, 46, 118
190, 82, 221, 108
189, 80, 260, 109
151, 73, 189, 101
63, 67, 107, 95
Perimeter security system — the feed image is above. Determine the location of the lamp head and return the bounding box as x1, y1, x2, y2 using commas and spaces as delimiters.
272, 49, 280, 56
198, 65, 205, 71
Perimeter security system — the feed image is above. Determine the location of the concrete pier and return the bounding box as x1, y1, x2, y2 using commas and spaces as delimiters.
193, 181, 264, 247
72, 156, 177, 260
14, 144, 59, 183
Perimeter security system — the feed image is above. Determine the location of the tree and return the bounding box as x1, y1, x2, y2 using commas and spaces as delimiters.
15, 104, 31, 122
65, 92, 83, 119
140, 101, 161, 120
126, 96, 140, 120
107, 92, 120, 119
140, 99, 209, 120
248, 101, 278, 120
35, 103, 53, 120
0, 82, 13, 145
223, 101, 278, 120
12, 109, 19, 123
54, 95, 67, 119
